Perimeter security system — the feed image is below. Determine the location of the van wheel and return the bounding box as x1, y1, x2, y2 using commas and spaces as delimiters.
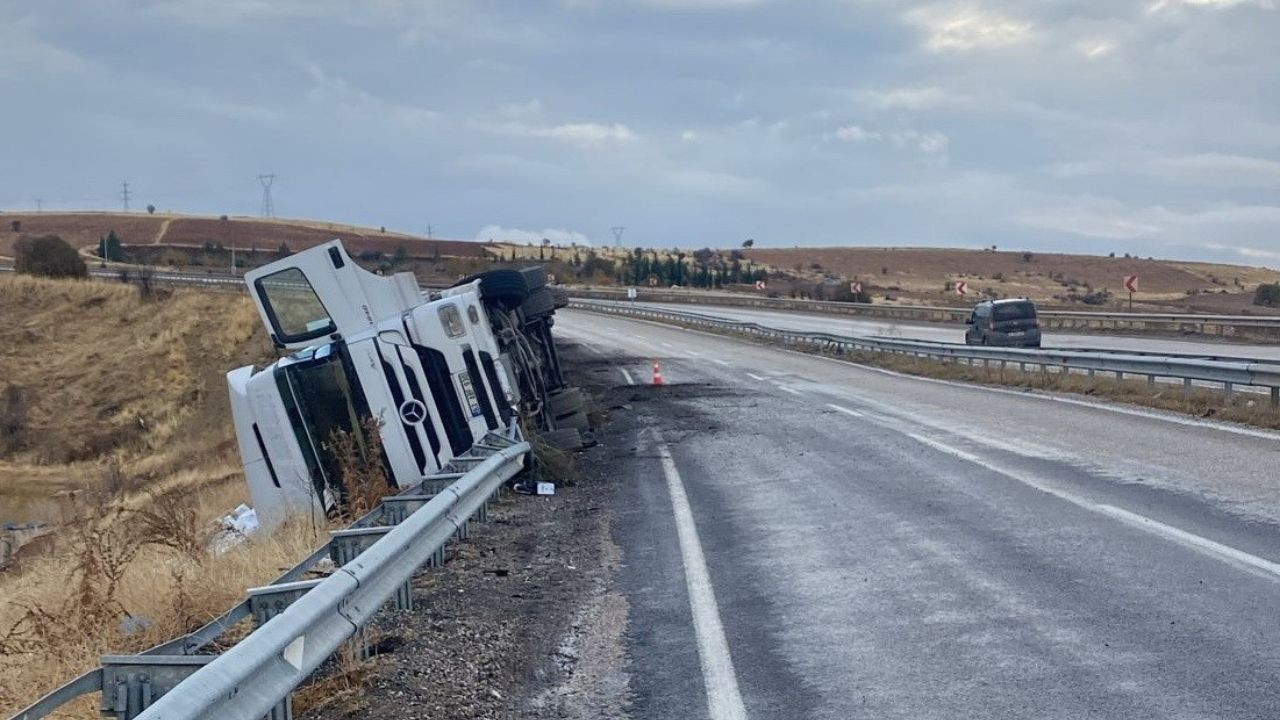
454, 269, 529, 310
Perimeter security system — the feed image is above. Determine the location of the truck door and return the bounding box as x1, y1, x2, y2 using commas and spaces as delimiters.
243, 240, 421, 351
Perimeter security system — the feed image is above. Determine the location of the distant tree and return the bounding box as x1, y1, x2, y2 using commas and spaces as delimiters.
220, 214, 229, 221
1254, 283, 1280, 308
742, 238, 754, 248
98, 230, 123, 261
1022, 251, 1033, 263
693, 247, 716, 266
9, 220, 19, 232
275, 242, 292, 259
146, 204, 156, 215
1108, 252, 1116, 258
14, 235, 87, 279
392, 245, 409, 266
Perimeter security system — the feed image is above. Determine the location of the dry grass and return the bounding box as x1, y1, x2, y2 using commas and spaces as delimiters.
0, 480, 329, 718
0, 273, 302, 718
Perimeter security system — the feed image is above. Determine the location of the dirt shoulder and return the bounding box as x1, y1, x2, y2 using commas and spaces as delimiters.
306, 344, 641, 720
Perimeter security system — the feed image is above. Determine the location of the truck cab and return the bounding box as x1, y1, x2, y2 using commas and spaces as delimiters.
228, 241, 514, 526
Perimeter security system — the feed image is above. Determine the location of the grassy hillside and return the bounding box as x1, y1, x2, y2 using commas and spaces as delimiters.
0, 275, 327, 717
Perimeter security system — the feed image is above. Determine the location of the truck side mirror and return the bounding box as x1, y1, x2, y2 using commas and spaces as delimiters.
965, 317, 974, 325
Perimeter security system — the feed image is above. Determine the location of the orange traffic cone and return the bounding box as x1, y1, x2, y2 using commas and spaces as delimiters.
652, 360, 665, 386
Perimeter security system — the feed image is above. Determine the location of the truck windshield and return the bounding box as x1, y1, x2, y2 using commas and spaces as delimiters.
274, 345, 374, 502
993, 302, 1037, 321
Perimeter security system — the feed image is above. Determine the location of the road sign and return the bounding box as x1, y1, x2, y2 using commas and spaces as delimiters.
955, 281, 968, 296
850, 281, 862, 294
755, 280, 766, 290
1124, 275, 1138, 293
627, 287, 638, 300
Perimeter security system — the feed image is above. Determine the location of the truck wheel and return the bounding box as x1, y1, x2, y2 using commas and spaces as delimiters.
539, 428, 584, 451
554, 410, 591, 430
454, 269, 529, 310
547, 388, 585, 417
520, 286, 557, 318
519, 266, 547, 291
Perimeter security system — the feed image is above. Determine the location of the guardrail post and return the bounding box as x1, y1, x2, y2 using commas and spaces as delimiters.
1272, 387, 1279, 408
1224, 382, 1234, 403
1183, 378, 1192, 400
100, 655, 213, 720
1147, 374, 1156, 390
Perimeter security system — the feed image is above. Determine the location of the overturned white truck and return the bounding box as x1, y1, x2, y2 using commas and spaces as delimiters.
226, 240, 583, 527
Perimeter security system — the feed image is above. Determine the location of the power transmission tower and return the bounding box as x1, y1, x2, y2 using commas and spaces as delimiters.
258, 173, 276, 217
611, 226, 626, 248
121, 181, 131, 212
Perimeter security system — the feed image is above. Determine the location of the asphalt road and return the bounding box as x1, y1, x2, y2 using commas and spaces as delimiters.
616, 301, 1280, 362
557, 308, 1280, 719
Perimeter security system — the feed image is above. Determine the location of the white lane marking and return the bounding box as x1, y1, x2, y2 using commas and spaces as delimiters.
686, 350, 702, 357
656, 442, 749, 720
825, 403, 865, 418
712, 359, 731, 366
883, 429, 1280, 582
582, 312, 1280, 444
776, 385, 802, 396
660, 341, 675, 349
620, 368, 636, 385
746, 373, 767, 382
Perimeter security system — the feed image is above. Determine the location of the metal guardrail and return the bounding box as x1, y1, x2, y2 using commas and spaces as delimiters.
9, 430, 530, 720
571, 301, 1280, 407
569, 288, 1280, 336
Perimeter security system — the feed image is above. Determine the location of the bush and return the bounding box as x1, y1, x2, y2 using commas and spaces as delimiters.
14, 235, 87, 279
1254, 283, 1280, 308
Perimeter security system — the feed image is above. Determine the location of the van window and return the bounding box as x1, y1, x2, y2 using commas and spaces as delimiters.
256, 268, 336, 343
993, 302, 1036, 321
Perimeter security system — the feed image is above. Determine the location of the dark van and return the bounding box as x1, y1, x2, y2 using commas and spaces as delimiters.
965, 299, 1042, 347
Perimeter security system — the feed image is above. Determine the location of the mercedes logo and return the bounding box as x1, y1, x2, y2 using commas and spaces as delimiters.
399, 399, 428, 425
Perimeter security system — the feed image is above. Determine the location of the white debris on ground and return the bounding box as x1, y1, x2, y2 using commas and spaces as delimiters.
209, 504, 260, 554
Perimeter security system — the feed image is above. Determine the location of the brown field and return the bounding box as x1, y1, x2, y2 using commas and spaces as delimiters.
0, 274, 332, 718
0, 212, 486, 260
740, 246, 1280, 312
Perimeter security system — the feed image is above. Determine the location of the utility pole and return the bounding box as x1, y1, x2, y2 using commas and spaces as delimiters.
230, 244, 236, 276
121, 181, 131, 212
35, 198, 43, 212
611, 226, 626, 248
257, 173, 276, 217
426, 225, 432, 239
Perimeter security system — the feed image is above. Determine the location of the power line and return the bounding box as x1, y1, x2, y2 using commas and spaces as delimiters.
257, 173, 276, 217
611, 226, 626, 247
120, 181, 131, 212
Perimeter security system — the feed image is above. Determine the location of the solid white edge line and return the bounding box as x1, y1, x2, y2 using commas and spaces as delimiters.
620, 368, 636, 385
777, 385, 802, 396
825, 403, 865, 418
656, 442, 750, 720
712, 359, 731, 366
565, 309, 1280, 442
746, 373, 767, 382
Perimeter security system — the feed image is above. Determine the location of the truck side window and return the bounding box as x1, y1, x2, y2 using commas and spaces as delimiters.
256, 268, 335, 344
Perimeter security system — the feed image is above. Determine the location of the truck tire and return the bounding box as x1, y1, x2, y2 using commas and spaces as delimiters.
539, 428, 584, 452
520, 286, 557, 318
454, 269, 529, 310
547, 388, 585, 417
554, 410, 591, 430
519, 266, 547, 291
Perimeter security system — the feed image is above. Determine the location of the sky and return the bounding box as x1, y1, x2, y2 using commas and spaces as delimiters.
1, 0, 1278, 265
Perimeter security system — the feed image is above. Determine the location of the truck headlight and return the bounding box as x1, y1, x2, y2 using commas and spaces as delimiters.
468, 305, 481, 324
439, 305, 465, 337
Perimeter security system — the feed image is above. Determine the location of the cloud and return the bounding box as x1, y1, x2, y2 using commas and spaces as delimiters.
533, 123, 638, 146
474, 225, 592, 246
1151, 153, 1280, 188
0, 18, 89, 79
832, 125, 881, 142
862, 86, 959, 110
1148, 0, 1276, 13
829, 125, 948, 154
302, 62, 439, 127
905, 4, 1035, 52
